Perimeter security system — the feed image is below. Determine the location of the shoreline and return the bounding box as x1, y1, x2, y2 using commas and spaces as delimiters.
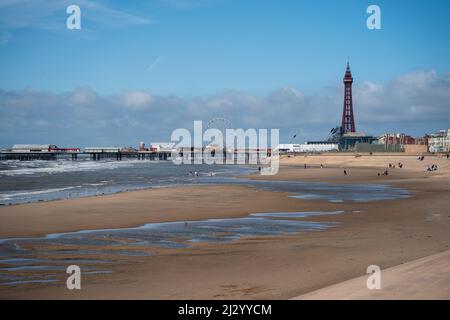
1, 153, 446, 208
1, 154, 449, 299
0, 177, 409, 239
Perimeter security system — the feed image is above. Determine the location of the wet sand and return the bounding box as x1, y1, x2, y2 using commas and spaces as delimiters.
1, 154, 449, 299
0, 185, 313, 239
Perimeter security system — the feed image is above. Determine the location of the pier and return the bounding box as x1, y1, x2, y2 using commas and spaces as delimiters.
0, 147, 171, 161
0, 144, 272, 163
0, 144, 80, 161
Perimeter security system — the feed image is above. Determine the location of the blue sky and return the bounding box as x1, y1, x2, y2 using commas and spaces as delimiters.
1, 0, 450, 146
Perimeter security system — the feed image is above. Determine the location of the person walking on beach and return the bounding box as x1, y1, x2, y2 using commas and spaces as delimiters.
344, 169, 347, 176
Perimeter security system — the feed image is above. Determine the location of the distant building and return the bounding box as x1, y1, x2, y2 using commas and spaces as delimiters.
339, 132, 377, 151
375, 133, 429, 153
378, 133, 417, 146
276, 143, 339, 153
2, 144, 80, 160
150, 143, 176, 152
341, 62, 356, 133
428, 129, 450, 153
120, 146, 138, 153
277, 144, 298, 153
10, 144, 80, 153
325, 63, 377, 151
301, 143, 339, 152
11, 144, 55, 152
84, 147, 121, 153
139, 142, 147, 151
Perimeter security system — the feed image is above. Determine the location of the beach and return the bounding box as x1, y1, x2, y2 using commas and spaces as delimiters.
0, 154, 450, 299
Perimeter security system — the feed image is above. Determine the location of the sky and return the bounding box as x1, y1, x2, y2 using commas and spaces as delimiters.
1, 0, 450, 147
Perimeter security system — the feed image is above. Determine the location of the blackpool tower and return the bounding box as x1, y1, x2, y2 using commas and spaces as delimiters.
341, 62, 356, 133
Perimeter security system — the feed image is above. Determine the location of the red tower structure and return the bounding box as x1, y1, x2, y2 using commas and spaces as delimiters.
341, 62, 356, 133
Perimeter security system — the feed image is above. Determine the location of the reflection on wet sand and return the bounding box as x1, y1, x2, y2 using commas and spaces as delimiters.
0, 211, 339, 286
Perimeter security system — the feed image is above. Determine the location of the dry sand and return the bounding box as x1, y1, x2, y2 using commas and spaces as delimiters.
295, 249, 450, 300
0, 153, 449, 299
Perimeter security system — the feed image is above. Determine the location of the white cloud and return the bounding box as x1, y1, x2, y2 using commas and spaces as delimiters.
120, 90, 154, 110
354, 70, 450, 122
1, 69, 449, 146
67, 87, 98, 107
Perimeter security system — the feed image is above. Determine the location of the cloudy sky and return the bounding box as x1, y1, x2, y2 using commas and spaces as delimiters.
1, 0, 450, 147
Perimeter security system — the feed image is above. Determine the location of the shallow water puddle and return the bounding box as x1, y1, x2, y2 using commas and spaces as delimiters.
0, 211, 340, 286
203, 178, 411, 202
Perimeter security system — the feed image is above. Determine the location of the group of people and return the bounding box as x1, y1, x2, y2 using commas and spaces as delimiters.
427, 164, 438, 172
387, 162, 404, 169
376, 162, 405, 177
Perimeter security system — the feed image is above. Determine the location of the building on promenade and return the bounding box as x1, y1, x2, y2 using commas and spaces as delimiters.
428, 129, 450, 153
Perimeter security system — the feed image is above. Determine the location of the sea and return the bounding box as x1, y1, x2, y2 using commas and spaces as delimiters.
0, 158, 410, 205
0, 158, 252, 205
